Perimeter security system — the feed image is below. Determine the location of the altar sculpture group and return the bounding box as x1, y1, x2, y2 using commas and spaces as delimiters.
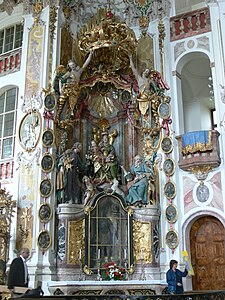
55, 48, 168, 207
56, 131, 155, 207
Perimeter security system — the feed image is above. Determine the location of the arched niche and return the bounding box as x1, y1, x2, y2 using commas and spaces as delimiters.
85, 192, 133, 271
176, 51, 215, 133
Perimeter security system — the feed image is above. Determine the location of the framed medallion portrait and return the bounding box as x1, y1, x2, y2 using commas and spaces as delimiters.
165, 229, 179, 249
121, 90, 131, 103
39, 203, 52, 223
158, 102, 171, 119
39, 178, 53, 198
196, 183, 210, 203
165, 204, 178, 223
42, 128, 54, 148
37, 230, 51, 251
41, 153, 55, 173
44, 93, 57, 111
163, 181, 176, 199
19, 110, 41, 152
161, 136, 173, 153
163, 158, 175, 176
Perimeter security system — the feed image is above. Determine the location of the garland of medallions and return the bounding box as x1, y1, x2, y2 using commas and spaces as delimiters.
160, 99, 179, 254
157, 17, 179, 254
38, 5, 57, 254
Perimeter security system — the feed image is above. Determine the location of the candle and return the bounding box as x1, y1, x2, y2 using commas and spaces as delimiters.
124, 248, 127, 259
140, 248, 143, 259
79, 249, 82, 260
98, 248, 100, 260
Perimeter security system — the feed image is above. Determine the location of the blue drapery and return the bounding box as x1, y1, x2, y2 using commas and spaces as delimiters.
181, 130, 212, 154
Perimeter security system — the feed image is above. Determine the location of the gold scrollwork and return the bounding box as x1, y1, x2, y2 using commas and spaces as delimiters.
67, 219, 85, 265
83, 265, 93, 275
133, 220, 152, 264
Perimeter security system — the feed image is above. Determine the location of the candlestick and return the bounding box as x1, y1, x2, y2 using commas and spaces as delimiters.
79, 249, 82, 260
124, 258, 129, 281
96, 258, 102, 281
98, 248, 100, 260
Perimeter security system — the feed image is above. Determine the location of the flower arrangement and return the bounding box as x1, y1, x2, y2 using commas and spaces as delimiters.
103, 261, 125, 281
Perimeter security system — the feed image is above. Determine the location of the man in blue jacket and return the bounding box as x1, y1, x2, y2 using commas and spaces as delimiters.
166, 259, 188, 294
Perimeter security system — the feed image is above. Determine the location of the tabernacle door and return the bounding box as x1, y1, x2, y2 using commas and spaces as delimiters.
85, 193, 133, 271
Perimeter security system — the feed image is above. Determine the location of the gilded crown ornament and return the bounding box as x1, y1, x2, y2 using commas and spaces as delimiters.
77, 8, 137, 73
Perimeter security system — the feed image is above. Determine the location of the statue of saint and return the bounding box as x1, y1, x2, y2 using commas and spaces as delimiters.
124, 155, 154, 207
86, 140, 103, 180
63, 143, 86, 204
98, 130, 118, 182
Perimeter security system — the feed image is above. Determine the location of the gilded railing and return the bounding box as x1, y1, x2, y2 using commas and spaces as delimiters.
170, 7, 211, 41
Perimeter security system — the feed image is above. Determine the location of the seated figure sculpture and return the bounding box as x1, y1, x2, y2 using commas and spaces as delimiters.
124, 155, 155, 207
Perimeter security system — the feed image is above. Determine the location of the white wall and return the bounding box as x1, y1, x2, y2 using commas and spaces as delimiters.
184, 100, 201, 132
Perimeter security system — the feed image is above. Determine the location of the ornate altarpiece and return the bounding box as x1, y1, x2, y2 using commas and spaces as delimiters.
53, 8, 168, 281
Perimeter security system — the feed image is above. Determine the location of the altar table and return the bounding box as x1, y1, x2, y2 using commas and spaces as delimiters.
47, 280, 167, 296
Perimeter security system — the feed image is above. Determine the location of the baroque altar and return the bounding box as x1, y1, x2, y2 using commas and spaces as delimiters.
40, 5, 171, 285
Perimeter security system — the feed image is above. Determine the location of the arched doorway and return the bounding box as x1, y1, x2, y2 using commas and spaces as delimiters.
190, 216, 225, 290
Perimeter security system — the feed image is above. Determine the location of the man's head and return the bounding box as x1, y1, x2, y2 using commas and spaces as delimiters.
20, 248, 30, 259
142, 68, 150, 78
73, 142, 82, 153
101, 131, 109, 144
134, 155, 143, 167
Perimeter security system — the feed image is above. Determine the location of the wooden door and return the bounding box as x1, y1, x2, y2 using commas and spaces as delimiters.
190, 216, 225, 290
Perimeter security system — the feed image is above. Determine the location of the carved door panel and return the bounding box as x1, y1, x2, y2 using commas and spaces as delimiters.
190, 217, 225, 290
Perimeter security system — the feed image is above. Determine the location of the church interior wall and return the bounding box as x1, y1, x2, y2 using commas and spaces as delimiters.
1, 0, 225, 295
